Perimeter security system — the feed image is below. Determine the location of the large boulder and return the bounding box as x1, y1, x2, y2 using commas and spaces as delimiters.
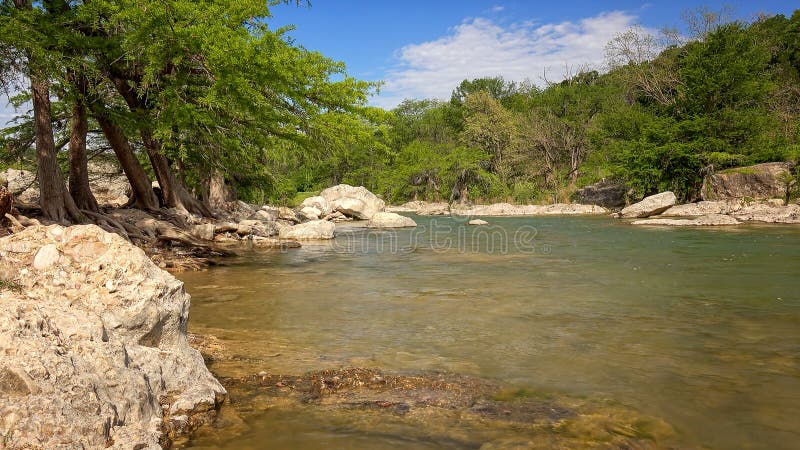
618, 192, 677, 218
0, 225, 225, 449
278, 219, 336, 240
575, 180, 627, 209
701, 162, 794, 201
367, 212, 417, 228
320, 184, 385, 220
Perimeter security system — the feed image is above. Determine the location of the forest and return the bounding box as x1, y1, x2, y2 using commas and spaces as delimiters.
2, 1, 799, 222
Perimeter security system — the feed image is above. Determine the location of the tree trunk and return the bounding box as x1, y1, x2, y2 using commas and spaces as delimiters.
111, 76, 212, 216
140, 130, 213, 216
203, 170, 236, 209
68, 74, 99, 211
93, 111, 160, 210
31, 76, 82, 223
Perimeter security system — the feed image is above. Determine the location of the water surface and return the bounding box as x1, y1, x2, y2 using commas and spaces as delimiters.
180, 216, 800, 449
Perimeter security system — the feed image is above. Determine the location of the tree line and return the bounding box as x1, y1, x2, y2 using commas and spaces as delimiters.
2, 4, 799, 222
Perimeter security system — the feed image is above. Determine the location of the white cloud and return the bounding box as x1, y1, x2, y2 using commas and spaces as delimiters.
490, 5, 505, 13
373, 11, 639, 108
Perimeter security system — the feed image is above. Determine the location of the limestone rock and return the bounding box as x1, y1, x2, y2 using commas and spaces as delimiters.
632, 214, 741, 226
468, 219, 489, 226
191, 223, 216, 241
278, 220, 336, 240
702, 162, 794, 201
320, 184, 385, 220
416, 202, 451, 216
0, 169, 37, 204
732, 203, 800, 224
236, 219, 274, 237
619, 192, 677, 218
0, 186, 11, 219
299, 196, 331, 215
298, 206, 322, 221
367, 212, 417, 228
385, 201, 426, 213
458, 203, 607, 216
0, 225, 225, 449
661, 200, 744, 217
576, 180, 627, 209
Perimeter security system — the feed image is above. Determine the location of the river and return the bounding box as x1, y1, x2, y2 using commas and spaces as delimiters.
179, 215, 800, 449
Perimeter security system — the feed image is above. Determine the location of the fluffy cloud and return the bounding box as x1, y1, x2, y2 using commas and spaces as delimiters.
375, 11, 638, 108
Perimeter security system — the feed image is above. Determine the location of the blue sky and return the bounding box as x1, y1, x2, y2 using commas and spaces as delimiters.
1, 1, 797, 123
267, 0, 797, 107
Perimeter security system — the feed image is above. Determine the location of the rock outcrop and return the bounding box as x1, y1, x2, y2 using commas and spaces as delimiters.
320, 184, 385, 220
731, 203, 800, 224
0, 225, 225, 449
618, 192, 677, 218
299, 196, 331, 216
575, 180, 627, 209
458, 203, 608, 216
660, 200, 745, 217
278, 219, 336, 240
367, 212, 417, 228
0, 169, 38, 204
701, 162, 794, 201
632, 214, 741, 226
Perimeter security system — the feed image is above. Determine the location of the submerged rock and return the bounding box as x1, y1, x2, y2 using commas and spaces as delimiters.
468, 219, 489, 225
618, 192, 678, 218
0, 225, 225, 449
278, 219, 336, 240
367, 212, 417, 228
320, 184, 385, 220
191, 367, 677, 450
702, 162, 794, 201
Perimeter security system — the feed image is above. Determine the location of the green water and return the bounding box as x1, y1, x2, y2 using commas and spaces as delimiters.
180, 216, 800, 449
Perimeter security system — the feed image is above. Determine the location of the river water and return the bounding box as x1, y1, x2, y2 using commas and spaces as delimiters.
179, 215, 800, 449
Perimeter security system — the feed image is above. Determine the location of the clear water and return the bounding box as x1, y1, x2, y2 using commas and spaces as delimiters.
179, 215, 800, 449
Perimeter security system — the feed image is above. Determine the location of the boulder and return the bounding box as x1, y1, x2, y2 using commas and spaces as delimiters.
298, 206, 322, 221
632, 214, 741, 226
278, 220, 336, 240
660, 200, 744, 217
0, 225, 225, 449
701, 162, 794, 201
367, 212, 417, 228
320, 184, 385, 220
575, 180, 627, 209
191, 223, 216, 241
322, 211, 350, 222
618, 192, 677, 218
236, 219, 274, 237
299, 196, 331, 215
468, 219, 489, 226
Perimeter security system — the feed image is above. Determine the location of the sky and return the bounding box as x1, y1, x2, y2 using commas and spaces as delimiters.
1, 0, 798, 124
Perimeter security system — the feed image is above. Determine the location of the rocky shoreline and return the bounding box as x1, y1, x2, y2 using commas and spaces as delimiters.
0, 225, 225, 449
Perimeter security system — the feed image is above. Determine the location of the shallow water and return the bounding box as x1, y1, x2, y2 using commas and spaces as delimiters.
180, 215, 800, 449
